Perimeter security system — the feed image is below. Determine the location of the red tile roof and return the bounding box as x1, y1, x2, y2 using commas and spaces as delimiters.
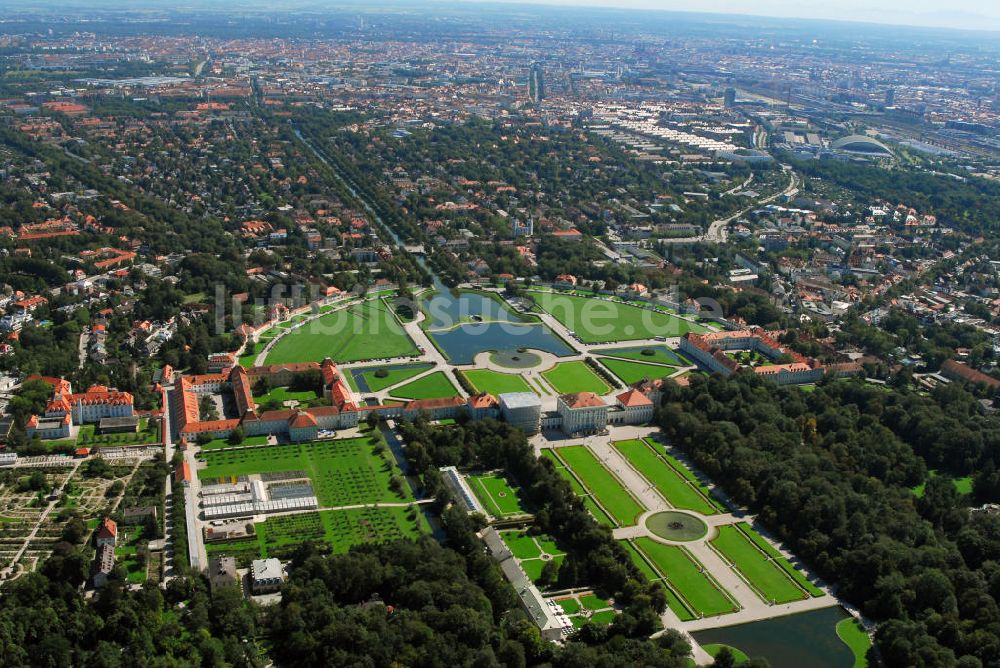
617, 388, 653, 407
560, 392, 606, 409
289, 411, 318, 429
941, 359, 1000, 388
404, 396, 467, 411
96, 517, 117, 540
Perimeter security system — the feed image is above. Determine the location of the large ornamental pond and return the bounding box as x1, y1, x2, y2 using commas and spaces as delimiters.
423, 289, 528, 329
422, 286, 573, 365
429, 322, 574, 365
692, 607, 855, 668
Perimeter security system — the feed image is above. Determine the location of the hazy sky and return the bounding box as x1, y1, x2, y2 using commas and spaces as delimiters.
477, 0, 1000, 32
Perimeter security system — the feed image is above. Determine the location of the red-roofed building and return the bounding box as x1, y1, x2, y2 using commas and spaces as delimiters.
401, 396, 467, 421
551, 228, 583, 242
95, 517, 118, 548
13, 295, 47, 312
557, 392, 609, 436
614, 388, 654, 424
207, 352, 237, 374
175, 461, 192, 486
26, 379, 134, 440
288, 410, 319, 442
680, 330, 824, 385
941, 359, 1000, 389
467, 393, 499, 419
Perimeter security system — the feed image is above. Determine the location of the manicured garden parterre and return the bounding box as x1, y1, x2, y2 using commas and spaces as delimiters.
541, 360, 611, 395
710, 524, 808, 604
593, 345, 690, 366
199, 434, 271, 451
264, 300, 418, 365
630, 537, 738, 618
598, 357, 675, 385
733, 521, 824, 597
461, 369, 533, 396
555, 593, 617, 627
205, 505, 429, 567
529, 291, 706, 343
500, 529, 565, 584
468, 473, 529, 517
542, 449, 616, 526
552, 445, 645, 527
198, 437, 411, 507
76, 419, 159, 447
389, 371, 459, 399
351, 363, 432, 393
612, 439, 719, 515
252, 386, 319, 405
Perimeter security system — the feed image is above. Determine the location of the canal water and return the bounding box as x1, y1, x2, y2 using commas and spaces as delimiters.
691, 607, 854, 668
422, 278, 573, 364
428, 322, 574, 365
423, 288, 527, 329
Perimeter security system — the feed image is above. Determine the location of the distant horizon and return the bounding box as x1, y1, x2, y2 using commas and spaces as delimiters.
464, 0, 1000, 33
0, 0, 998, 36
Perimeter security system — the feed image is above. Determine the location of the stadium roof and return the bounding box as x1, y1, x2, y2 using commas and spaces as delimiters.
831, 135, 893, 155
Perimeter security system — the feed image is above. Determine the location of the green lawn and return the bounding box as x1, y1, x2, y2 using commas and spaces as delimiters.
115, 525, 150, 585
554, 593, 618, 626
354, 364, 432, 392
612, 439, 717, 515
501, 529, 565, 587
206, 505, 430, 567
462, 369, 533, 396
239, 327, 279, 367
199, 434, 271, 451
252, 387, 319, 405
264, 300, 418, 365
76, 419, 159, 447
593, 345, 690, 366
837, 617, 872, 668
911, 469, 973, 497
198, 437, 412, 506
239, 344, 263, 368
557, 597, 580, 615
710, 525, 807, 604
389, 371, 459, 399
541, 360, 611, 395
579, 593, 610, 611
468, 473, 529, 517
551, 593, 618, 627
703, 644, 750, 664
556, 445, 645, 527
543, 449, 617, 526
599, 358, 675, 385
588, 610, 618, 625
657, 443, 728, 512
503, 530, 544, 559
735, 522, 824, 597
529, 291, 706, 343
633, 537, 738, 617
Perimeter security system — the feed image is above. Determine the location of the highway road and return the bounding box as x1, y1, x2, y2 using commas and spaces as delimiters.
663, 164, 799, 244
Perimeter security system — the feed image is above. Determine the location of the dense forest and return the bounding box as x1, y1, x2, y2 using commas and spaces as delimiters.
267, 539, 697, 667
658, 375, 1000, 667
0, 549, 261, 667
399, 418, 667, 632
0, 418, 707, 668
